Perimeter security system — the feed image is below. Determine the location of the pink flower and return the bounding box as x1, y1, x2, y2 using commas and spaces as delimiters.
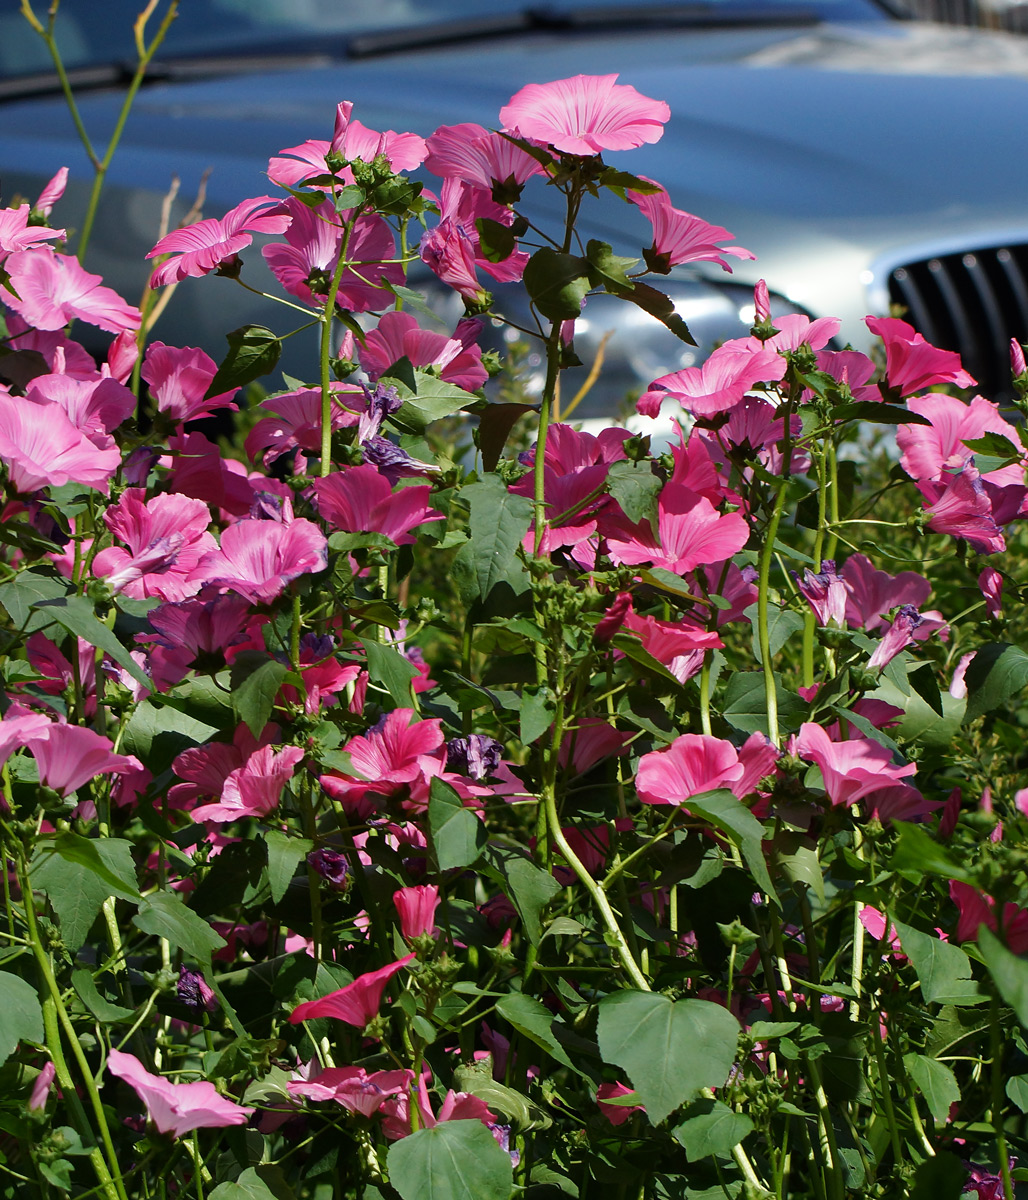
754, 280, 771, 324
262, 197, 402, 312
289, 954, 415, 1027
321, 710, 446, 811
28, 1061, 56, 1113
636, 734, 744, 806
107, 1049, 253, 1138
141, 342, 238, 423
4, 250, 140, 333
311, 466, 443, 545
897, 394, 1023, 487
979, 566, 1003, 617
500, 73, 670, 156
192, 744, 305, 824
25, 372, 135, 444
1012, 338, 1027, 378
34, 168, 68, 217
380, 1078, 496, 1141
199, 517, 328, 603
597, 1082, 643, 1126
605, 483, 749, 575
811, 349, 879, 403
92, 490, 216, 602
393, 885, 440, 940
287, 1065, 413, 1117
917, 465, 1005, 555
0, 205, 65, 260
245, 384, 365, 468
641, 342, 784, 420
949, 881, 1028, 953
424, 123, 543, 194
147, 196, 290, 286
840, 554, 933, 635
359, 311, 487, 392
629, 180, 754, 274
0, 394, 120, 493
867, 605, 926, 670
865, 315, 976, 396
24, 724, 142, 797
796, 561, 848, 628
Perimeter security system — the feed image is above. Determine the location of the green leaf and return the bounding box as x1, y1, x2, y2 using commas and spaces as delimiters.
607, 459, 661, 528
681, 790, 775, 900
208, 1168, 285, 1200
0, 568, 69, 628
673, 1098, 753, 1161
832, 705, 900, 755
0, 971, 43, 1065
475, 218, 517, 264
387, 1119, 514, 1200
597, 991, 740, 1124
133, 892, 226, 966
721, 671, 807, 736
907, 662, 944, 716
909, 1151, 964, 1200
893, 920, 981, 1005
484, 847, 561, 945
460, 475, 533, 602
833, 401, 931, 425
265, 831, 312, 905
476, 402, 537, 474
964, 643, 1028, 722
191, 839, 268, 917
429, 778, 486, 871
495, 993, 577, 1073
32, 835, 140, 948
962, 431, 1022, 473
121, 700, 219, 777
523, 248, 592, 321
903, 1053, 960, 1123
585, 239, 638, 290
519, 687, 554, 746
392, 372, 474, 433
890, 822, 973, 885
745, 603, 805, 666
35, 596, 151, 691
71, 969, 134, 1023
205, 325, 281, 398
979, 925, 1028, 1027
230, 652, 289, 737
603, 279, 696, 345
1007, 1074, 1028, 1112
361, 639, 419, 708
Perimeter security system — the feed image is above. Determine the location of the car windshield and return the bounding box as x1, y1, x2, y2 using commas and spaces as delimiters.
3, 0, 889, 80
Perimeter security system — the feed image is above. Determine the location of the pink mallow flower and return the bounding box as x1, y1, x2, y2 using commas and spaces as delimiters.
949, 880, 1028, 953
597, 1082, 644, 1126
28, 1061, 56, 1113
245, 384, 365, 469
380, 1077, 496, 1142
867, 605, 926, 670
141, 342, 239, 424
424, 122, 543, 195
320, 709, 446, 812
917, 464, 1006, 555
199, 517, 328, 604
640, 341, 784, 420
107, 1049, 253, 1138
287, 1065, 413, 1117
500, 73, 670, 156
629, 180, 754, 275
311, 466, 443, 546
0, 205, 65, 260
92, 490, 216, 602
4, 249, 140, 333
0, 392, 120, 493
191, 744, 305, 824
865, 315, 976, 396
393, 885, 440, 941
636, 733, 743, 805
359, 311, 487, 392
147, 196, 291, 286
23, 724, 142, 797
979, 566, 1003, 617
289, 954, 415, 1027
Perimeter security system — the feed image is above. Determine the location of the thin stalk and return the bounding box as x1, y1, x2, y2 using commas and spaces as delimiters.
757, 480, 790, 746
319, 215, 357, 477
990, 995, 1014, 1200
532, 324, 563, 554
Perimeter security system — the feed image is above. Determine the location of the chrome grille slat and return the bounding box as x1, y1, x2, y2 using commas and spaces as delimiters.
887, 242, 1028, 400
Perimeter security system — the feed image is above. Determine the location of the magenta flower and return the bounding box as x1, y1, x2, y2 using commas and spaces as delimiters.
840, 554, 933, 635
289, 954, 415, 1027
192, 744, 305, 824
605, 483, 749, 575
810, 349, 879, 403
24, 724, 142, 797
620, 604, 724, 678
393, 885, 440, 941
147, 196, 290, 286
287, 1065, 413, 1117
199, 517, 328, 604
500, 73, 670, 156
4, 250, 140, 333
979, 565, 1003, 617
245, 384, 365, 468
34, 168, 68, 217
629, 181, 754, 274
25, 372, 135, 444
424, 122, 543, 194
949, 881, 1028, 953
597, 1082, 644, 1127
381, 1077, 496, 1141
796, 561, 848, 628
641, 342, 784, 420
311, 466, 443, 545
262, 197, 402, 312
0, 205, 64, 260
0, 393, 120, 493
867, 605, 926, 670
28, 1061, 56, 1113
0, 708, 53, 774
1012, 338, 1028, 378
359, 311, 487, 392
92, 489, 216, 602
636, 734, 744, 806
917, 465, 1006, 555
865, 315, 976, 396
898, 393, 1024, 491
321, 709, 447, 811
107, 1049, 253, 1138
170, 724, 270, 811
141, 342, 238, 423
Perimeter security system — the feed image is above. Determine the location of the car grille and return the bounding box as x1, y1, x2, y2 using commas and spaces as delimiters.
886, 243, 1028, 401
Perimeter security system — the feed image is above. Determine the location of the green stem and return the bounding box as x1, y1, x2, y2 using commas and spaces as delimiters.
757, 480, 790, 747
319, 215, 357, 477
991, 994, 1014, 1200
532, 323, 563, 555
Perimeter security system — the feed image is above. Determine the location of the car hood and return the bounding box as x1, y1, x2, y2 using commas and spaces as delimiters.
5, 16, 1028, 343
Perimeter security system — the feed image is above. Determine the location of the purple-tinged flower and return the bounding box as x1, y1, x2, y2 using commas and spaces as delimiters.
962, 1161, 1014, 1200
307, 847, 349, 888
1012, 338, 1027, 378
796, 561, 847, 628
754, 279, 771, 324
147, 196, 290, 286
393, 884, 440, 940
867, 605, 926, 670
446, 734, 504, 781
357, 382, 404, 443
177, 968, 218, 1014
107, 1049, 253, 1137
979, 566, 1003, 617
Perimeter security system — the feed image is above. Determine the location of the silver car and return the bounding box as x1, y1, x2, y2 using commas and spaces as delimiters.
3, 0, 1028, 415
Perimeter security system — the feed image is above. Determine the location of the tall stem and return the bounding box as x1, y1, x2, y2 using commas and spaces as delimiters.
758, 481, 790, 746
319, 216, 357, 477
991, 995, 1014, 1200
